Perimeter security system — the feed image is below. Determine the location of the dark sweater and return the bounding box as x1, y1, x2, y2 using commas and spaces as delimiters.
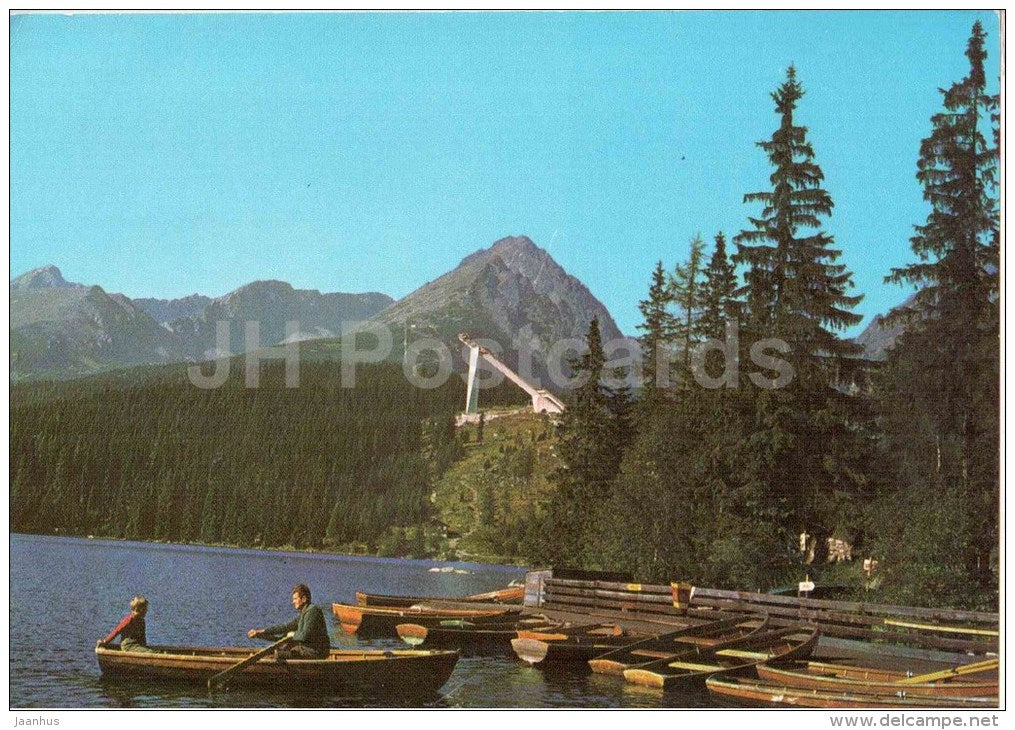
264, 603, 330, 657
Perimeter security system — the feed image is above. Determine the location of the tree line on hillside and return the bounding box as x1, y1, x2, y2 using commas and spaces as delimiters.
10, 361, 524, 552
531, 23, 999, 610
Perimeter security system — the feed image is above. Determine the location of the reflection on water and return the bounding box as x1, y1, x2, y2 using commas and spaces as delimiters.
95, 676, 448, 709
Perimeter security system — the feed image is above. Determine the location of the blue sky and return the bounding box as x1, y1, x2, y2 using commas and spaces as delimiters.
10, 10, 1001, 336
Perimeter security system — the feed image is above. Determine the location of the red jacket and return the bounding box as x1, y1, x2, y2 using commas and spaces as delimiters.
101, 612, 147, 646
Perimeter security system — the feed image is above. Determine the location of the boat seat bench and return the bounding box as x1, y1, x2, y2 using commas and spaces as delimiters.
662, 660, 722, 672
715, 649, 768, 660
673, 636, 723, 646
631, 649, 678, 659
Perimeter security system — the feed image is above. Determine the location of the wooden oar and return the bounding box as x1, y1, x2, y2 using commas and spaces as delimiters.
207, 636, 291, 689
884, 619, 999, 637
897, 658, 999, 685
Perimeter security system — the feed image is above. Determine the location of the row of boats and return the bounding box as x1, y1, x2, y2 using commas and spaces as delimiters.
333, 589, 1000, 708
94, 584, 999, 707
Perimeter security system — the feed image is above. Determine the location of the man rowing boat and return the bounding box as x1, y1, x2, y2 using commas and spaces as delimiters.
248, 583, 330, 659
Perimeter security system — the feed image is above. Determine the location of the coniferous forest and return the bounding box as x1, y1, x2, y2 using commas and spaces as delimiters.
531, 25, 999, 610
10, 24, 999, 610
11, 361, 523, 553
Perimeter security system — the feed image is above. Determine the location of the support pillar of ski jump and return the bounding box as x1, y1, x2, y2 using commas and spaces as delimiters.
464, 343, 481, 415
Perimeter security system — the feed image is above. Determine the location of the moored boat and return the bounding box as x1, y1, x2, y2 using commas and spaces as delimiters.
756, 659, 999, 698
705, 675, 999, 709
512, 634, 639, 667
332, 601, 519, 636
588, 614, 766, 676
95, 644, 459, 697
512, 622, 652, 667
397, 617, 561, 655
623, 625, 820, 689
355, 584, 524, 607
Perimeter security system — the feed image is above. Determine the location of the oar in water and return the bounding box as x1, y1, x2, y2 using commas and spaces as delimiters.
897, 658, 999, 685
207, 636, 291, 689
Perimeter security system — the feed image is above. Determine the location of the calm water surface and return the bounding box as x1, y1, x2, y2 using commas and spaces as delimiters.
10, 534, 721, 708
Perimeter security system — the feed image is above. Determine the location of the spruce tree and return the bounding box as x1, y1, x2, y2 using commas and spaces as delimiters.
877, 21, 1000, 605
732, 65, 866, 550
546, 318, 621, 567
734, 65, 863, 377
888, 21, 998, 319
885, 19, 999, 432
690, 232, 740, 388
698, 232, 738, 342
636, 261, 677, 391
670, 234, 706, 378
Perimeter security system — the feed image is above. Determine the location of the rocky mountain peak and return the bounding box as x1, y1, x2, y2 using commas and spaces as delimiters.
11, 265, 77, 291
372, 235, 626, 382
222, 279, 296, 298
489, 234, 541, 257
459, 235, 542, 269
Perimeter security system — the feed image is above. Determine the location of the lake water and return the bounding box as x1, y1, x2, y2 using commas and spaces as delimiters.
9, 533, 720, 709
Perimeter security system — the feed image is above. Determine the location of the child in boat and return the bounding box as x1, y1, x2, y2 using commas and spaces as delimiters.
97, 595, 153, 652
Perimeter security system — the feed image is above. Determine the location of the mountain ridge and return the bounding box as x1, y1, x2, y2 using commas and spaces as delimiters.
11, 271, 188, 380
10, 243, 905, 383
11, 236, 628, 383
10, 266, 395, 381
11, 264, 78, 291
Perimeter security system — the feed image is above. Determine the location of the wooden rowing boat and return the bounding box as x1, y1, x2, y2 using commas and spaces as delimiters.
511, 622, 653, 666
512, 633, 641, 667
396, 618, 561, 655
623, 625, 820, 689
756, 659, 999, 698
95, 644, 459, 697
705, 675, 999, 709
331, 601, 519, 636
588, 614, 767, 676
512, 635, 630, 667
355, 584, 524, 607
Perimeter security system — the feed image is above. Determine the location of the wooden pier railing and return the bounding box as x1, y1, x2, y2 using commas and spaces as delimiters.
532, 574, 999, 655
680, 584, 999, 654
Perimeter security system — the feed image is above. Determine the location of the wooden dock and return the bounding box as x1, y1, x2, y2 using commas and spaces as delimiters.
437, 574, 999, 670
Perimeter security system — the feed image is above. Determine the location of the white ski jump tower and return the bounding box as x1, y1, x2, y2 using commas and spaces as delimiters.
458, 333, 565, 416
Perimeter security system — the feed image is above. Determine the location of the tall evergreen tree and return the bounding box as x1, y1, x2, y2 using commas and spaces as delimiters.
734, 65, 863, 377
546, 318, 622, 567
670, 234, 707, 378
698, 232, 739, 341
876, 22, 1000, 606
731, 66, 867, 548
885, 20, 999, 439
888, 22, 998, 318
637, 261, 677, 391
